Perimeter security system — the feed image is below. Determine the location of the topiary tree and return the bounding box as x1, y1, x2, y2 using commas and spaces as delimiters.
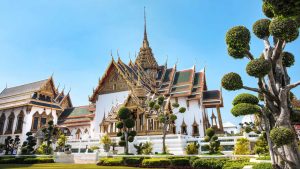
222, 1, 300, 168
233, 138, 250, 155
147, 96, 186, 154
21, 132, 36, 155
185, 142, 199, 155
133, 142, 144, 155
254, 133, 270, 156
116, 107, 136, 154
41, 120, 59, 155
4, 135, 20, 155
56, 132, 67, 152
100, 134, 111, 152
203, 128, 221, 154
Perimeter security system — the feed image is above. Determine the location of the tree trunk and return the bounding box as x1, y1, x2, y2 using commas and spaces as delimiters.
262, 113, 276, 165
124, 131, 129, 154
162, 123, 167, 154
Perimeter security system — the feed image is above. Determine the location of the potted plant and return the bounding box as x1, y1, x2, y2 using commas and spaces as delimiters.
100, 134, 111, 153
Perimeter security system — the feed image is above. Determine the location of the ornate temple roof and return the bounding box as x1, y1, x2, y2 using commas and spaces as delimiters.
0, 77, 72, 111
58, 106, 94, 127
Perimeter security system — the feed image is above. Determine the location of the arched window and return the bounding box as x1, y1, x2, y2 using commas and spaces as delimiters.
0, 114, 6, 135
32, 112, 39, 131
15, 111, 24, 133
192, 119, 199, 136
40, 112, 48, 127
5, 112, 15, 134
75, 129, 81, 139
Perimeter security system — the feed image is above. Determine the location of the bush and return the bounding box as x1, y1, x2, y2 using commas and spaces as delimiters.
246, 58, 271, 78
270, 127, 294, 146
231, 103, 260, 117
192, 158, 229, 169
223, 162, 245, 169
233, 138, 251, 155
170, 157, 190, 167
252, 163, 273, 169
232, 93, 259, 106
226, 26, 251, 50
0, 157, 54, 164
185, 142, 199, 155
256, 156, 271, 160
97, 157, 123, 166
142, 158, 171, 168
281, 51, 295, 67
123, 157, 142, 166
221, 72, 243, 91
253, 19, 271, 39
269, 17, 299, 42
189, 156, 199, 166
117, 107, 131, 119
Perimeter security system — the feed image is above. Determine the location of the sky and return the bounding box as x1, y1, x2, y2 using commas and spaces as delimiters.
0, 0, 299, 126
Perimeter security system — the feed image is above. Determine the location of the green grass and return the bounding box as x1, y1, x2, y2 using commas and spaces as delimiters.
0, 163, 153, 169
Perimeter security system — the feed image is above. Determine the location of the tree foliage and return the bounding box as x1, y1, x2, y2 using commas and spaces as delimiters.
270, 127, 295, 147
147, 95, 186, 154
203, 128, 220, 154
234, 138, 250, 155
232, 93, 259, 106
116, 107, 136, 154
4, 135, 20, 155
221, 72, 243, 91
21, 132, 36, 155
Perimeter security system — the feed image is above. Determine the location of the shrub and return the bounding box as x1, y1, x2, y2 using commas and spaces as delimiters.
269, 17, 299, 42
170, 157, 190, 167
270, 127, 294, 146
118, 107, 130, 119
23, 158, 54, 164
36, 142, 53, 155
97, 157, 123, 166
253, 19, 271, 39
192, 158, 228, 169
223, 162, 246, 169
123, 157, 142, 166
233, 138, 250, 155
142, 141, 153, 155
281, 51, 295, 67
0, 157, 54, 164
185, 142, 199, 155
189, 156, 199, 165
231, 103, 261, 117
252, 163, 273, 169
221, 72, 243, 91
232, 93, 259, 106
246, 58, 271, 78
142, 158, 171, 168
226, 26, 251, 50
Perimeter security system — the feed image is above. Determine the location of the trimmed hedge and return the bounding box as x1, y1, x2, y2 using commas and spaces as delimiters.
123, 157, 143, 167
192, 158, 229, 169
142, 158, 171, 168
170, 157, 190, 167
252, 163, 273, 169
0, 157, 54, 164
97, 157, 123, 166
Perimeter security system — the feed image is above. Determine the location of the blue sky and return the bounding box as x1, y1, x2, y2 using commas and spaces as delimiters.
0, 0, 299, 125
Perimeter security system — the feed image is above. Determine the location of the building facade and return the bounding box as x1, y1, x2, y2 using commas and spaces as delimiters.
88, 17, 224, 139
0, 77, 72, 143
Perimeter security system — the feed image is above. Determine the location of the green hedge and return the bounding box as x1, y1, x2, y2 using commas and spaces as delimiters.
252, 163, 272, 169
0, 157, 54, 164
141, 158, 171, 168
170, 157, 190, 167
192, 158, 229, 169
123, 157, 143, 166
97, 157, 123, 166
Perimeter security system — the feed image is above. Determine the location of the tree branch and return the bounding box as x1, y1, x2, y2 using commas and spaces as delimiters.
272, 40, 284, 62
245, 50, 254, 60
285, 81, 300, 91
242, 86, 261, 93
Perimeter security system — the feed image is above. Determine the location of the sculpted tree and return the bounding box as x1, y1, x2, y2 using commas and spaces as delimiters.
147, 96, 186, 154
116, 107, 136, 155
203, 128, 221, 155
4, 135, 20, 155
221, 1, 300, 168
41, 120, 59, 155
21, 132, 36, 155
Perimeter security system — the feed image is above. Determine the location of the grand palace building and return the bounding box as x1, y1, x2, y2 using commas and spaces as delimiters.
0, 15, 225, 153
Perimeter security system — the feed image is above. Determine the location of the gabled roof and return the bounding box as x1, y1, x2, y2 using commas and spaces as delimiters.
0, 79, 48, 99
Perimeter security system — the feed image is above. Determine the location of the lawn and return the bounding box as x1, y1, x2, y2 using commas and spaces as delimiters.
0, 163, 156, 169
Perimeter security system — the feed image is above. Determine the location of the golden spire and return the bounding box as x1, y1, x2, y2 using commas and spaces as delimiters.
143, 6, 149, 48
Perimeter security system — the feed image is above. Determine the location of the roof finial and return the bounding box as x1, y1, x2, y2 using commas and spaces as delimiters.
143, 6, 149, 48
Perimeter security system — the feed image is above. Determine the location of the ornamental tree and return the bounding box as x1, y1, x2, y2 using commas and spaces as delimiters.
4, 135, 20, 155
222, 1, 300, 168
41, 120, 60, 155
21, 132, 36, 155
203, 128, 221, 154
116, 107, 136, 154
234, 138, 250, 155
147, 95, 186, 154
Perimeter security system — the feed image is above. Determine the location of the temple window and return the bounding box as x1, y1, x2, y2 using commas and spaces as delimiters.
5, 112, 15, 134
15, 111, 24, 133
75, 129, 81, 139
0, 114, 6, 135
192, 120, 199, 136
175, 97, 178, 103
32, 116, 39, 130
181, 125, 187, 135
113, 84, 117, 91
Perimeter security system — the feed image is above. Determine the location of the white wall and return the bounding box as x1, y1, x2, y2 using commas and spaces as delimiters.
92, 91, 129, 137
